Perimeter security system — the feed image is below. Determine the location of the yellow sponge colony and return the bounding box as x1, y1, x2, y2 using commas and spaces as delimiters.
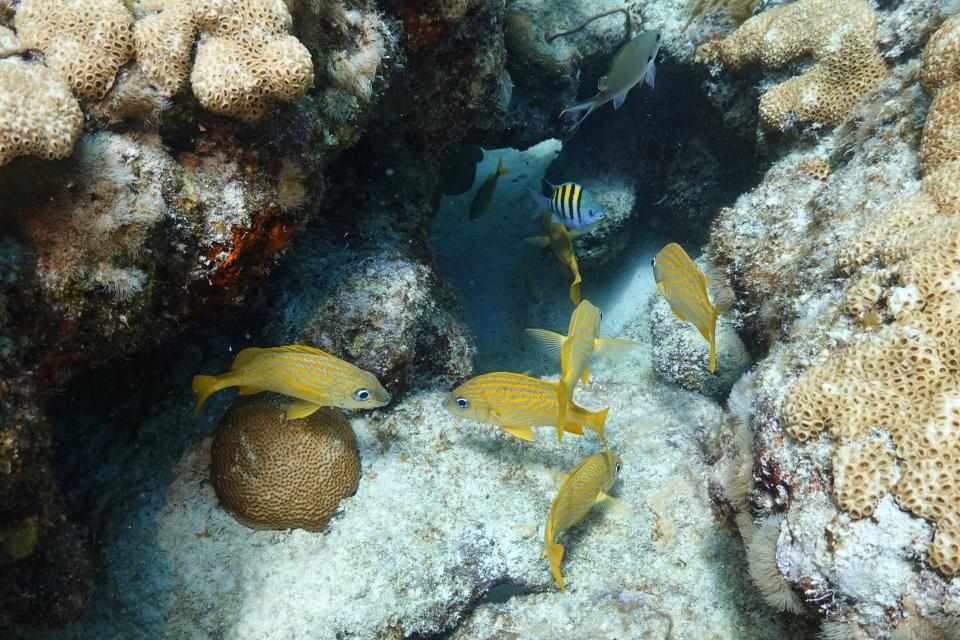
712, 0, 886, 130
0, 58, 83, 165
15, 0, 134, 100
190, 0, 314, 121
133, 0, 195, 98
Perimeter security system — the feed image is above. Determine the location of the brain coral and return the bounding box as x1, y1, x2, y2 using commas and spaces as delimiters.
709, 0, 886, 131
132, 0, 195, 97
190, 0, 314, 121
210, 398, 360, 531
15, 0, 134, 99
0, 58, 83, 165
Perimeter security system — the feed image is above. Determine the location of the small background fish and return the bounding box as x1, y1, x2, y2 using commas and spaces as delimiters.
469, 156, 509, 220
652, 243, 719, 373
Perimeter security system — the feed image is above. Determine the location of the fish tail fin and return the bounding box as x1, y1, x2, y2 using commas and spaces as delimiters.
191, 374, 227, 417
496, 156, 509, 176
545, 541, 566, 591
588, 407, 609, 441
529, 188, 552, 218
559, 99, 597, 134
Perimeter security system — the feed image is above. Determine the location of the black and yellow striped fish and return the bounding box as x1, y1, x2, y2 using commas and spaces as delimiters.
529, 181, 605, 231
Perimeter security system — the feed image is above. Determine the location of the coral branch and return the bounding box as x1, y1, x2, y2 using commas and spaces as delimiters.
544, 8, 632, 44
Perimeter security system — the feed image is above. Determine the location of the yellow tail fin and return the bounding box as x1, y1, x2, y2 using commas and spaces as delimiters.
191, 374, 226, 417
709, 335, 717, 374
588, 407, 608, 441
545, 541, 566, 591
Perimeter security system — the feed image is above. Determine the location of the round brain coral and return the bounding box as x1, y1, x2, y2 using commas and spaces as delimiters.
210, 397, 360, 531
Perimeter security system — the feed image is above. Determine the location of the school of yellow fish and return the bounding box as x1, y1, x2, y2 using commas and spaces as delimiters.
191, 29, 725, 593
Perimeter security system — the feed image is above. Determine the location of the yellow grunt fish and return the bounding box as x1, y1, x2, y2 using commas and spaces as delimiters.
469, 156, 509, 221
543, 451, 624, 591
526, 300, 637, 443
651, 243, 720, 373
191, 345, 391, 420
525, 212, 583, 305
442, 372, 608, 442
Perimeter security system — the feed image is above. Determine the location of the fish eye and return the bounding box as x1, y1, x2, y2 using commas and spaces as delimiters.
354, 388, 371, 401
455, 397, 469, 409
656, 32, 661, 41
615, 462, 622, 474
650, 258, 656, 267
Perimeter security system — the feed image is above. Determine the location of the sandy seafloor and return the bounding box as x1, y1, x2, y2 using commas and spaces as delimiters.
12, 144, 806, 640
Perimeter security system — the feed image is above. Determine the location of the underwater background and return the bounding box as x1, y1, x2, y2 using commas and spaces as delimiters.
2, 0, 960, 638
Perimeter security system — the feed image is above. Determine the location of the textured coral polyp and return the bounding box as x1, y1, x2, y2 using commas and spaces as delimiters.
15, 0, 134, 100
0, 58, 83, 165
190, 0, 314, 121
133, 0, 195, 98
714, 0, 886, 131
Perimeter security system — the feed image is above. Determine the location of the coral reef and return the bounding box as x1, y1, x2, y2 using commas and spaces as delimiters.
0, 58, 82, 165
697, 0, 887, 132
570, 173, 637, 267
132, 0, 196, 98
211, 398, 360, 531
705, 5, 960, 635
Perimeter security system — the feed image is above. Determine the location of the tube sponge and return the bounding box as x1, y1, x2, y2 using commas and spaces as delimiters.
190, 0, 314, 121
0, 58, 83, 165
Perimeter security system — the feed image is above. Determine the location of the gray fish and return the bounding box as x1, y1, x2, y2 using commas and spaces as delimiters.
560, 30, 661, 132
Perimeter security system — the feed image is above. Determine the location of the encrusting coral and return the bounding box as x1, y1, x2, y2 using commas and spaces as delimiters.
777, 16, 960, 576
699, 0, 887, 131
210, 397, 360, 531
0, 58, 82, 165
15, 0, 134, 100
190, 0, 314, 121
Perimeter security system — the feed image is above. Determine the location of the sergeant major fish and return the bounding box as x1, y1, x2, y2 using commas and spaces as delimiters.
469, 156, 509, 221
526, 300, 638, 443
528, 181, 604, 232
543, 451, 625, 591
442, 371, 609, 442
525, 212, 583, 305
191, 345, 391, 420
651, 242, 720, 373
560, 29, 661, 133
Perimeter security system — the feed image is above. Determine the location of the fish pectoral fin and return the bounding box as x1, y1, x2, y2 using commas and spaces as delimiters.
525, 328, 566, 358
580, 366, 590, 385
596, 492, 632, 518
501, 425, 536, 441
595, 338, 640, 358
612, 90, 629, 110
236, 385, 264, 396
286, 400, 323, 420
644, 59, 657, 89
524, 235, 551, 248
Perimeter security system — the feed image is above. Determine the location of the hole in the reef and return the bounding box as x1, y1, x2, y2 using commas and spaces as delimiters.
476, 581, 537, 605
430, 61, 764, 374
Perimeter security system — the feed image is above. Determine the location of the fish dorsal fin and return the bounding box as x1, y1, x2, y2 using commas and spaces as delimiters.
598, 75, 608, 92
279, 344, 333, 356
286, 400, 322, 420
526, 328, 566, 359
230, 347, 271, 371
501, 425, 536, 441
